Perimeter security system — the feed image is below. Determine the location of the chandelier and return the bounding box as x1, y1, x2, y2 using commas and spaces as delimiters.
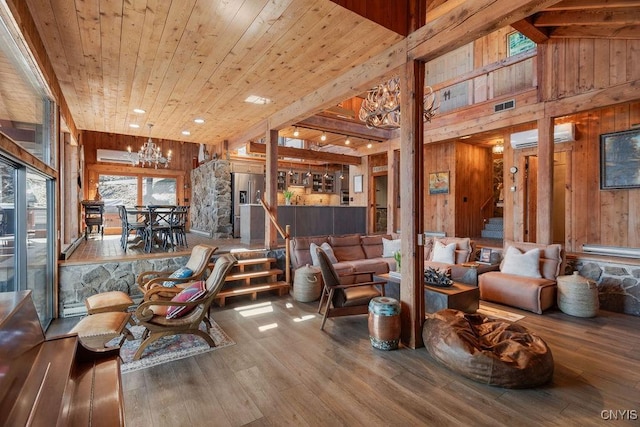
358, 77, 438, 129
129, 124, 172, 168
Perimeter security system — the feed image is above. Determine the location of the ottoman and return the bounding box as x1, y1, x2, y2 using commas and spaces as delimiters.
85, 291, 133, 314
70, 311, 132, 349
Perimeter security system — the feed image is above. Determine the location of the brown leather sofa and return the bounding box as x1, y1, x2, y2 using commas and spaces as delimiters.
478, 241, 563, 314
290, 233, 475, 283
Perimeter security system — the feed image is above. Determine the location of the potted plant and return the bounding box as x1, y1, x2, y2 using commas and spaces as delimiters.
283, 190, 294, 205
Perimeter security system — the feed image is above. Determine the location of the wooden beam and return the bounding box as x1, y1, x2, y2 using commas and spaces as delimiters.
399, 60, 425, 349
536, 117, 554, 245
511, 19, 549, 44
265, 129, 278, 250
534, 8, 640, 26
246, 141, 362, 165
549, 25, 640, 39
408, 0, 561, 62
544, 79, 640, 118
297, 115, 394, 142
545, 0, 640, 10
0, 133, 57, 179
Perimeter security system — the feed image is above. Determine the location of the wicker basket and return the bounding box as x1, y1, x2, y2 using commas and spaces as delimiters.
557, 272, 599, 317
293, 264, 321, 302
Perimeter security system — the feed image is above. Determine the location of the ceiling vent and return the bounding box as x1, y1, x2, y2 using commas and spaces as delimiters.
97, 149, 135, 164
494, 99, 515, 113
510, 123, 576, 149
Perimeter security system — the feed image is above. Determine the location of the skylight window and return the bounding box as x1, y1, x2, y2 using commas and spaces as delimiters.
244, 95, 272, 105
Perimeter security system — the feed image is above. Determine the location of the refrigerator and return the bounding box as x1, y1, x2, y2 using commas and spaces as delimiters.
231, 172, 265, 237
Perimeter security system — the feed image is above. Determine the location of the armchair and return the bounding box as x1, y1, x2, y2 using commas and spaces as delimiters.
133, 253, 237, 360
316, 247, 387, 330
478, 241, 563, 314
137, 244, 217, 299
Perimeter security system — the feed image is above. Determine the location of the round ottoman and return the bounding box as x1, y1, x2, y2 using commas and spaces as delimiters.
368, 296, 401, 350
557, 272, 598, 317
293, 264, 321, 302
422, 309, 553, 388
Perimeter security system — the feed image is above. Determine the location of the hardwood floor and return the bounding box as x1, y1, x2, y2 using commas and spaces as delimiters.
121, 294, 640, 426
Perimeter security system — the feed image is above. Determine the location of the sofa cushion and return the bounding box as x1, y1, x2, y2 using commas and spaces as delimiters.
500, 246, 541, 278
290, 236, 329, 269
329, 234, 365, 261
432, 241, 456, 264
382, 237, 402, 258
361, 235, 390, 259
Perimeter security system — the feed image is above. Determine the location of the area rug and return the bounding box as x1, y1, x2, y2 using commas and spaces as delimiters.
477, 303, 525, 322
112, 321, 235, 374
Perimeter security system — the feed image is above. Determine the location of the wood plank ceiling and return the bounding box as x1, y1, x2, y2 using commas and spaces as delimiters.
5, 0, 639, 155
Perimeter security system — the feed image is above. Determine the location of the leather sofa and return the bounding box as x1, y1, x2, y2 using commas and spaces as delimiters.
290, 233, 475, 284
478, 241, 563, 314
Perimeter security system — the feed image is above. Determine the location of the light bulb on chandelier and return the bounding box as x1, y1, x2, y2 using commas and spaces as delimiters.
358, 77, 438, 129
129, 123, 172, 168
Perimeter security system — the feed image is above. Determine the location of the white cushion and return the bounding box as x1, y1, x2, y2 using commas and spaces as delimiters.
310, 242, 338, 266
382, 238, 401, 258
500, 246, 542, 278
431, 240, 456, 264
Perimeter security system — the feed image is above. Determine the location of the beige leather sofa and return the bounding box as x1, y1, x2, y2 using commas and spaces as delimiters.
478, 241, 563, 314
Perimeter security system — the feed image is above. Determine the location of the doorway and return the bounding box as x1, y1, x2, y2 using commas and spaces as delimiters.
374, 175, 388, 233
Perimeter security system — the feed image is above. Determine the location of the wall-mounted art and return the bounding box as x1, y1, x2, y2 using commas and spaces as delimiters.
600, 129, 640, 190
428, 171, 449, 195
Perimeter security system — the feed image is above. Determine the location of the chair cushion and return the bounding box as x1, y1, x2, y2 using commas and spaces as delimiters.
162, 266, 193, 287
500, 246, 541, 278
340, 285, 382, 307
382, 237, 401, 258
166, 281, 205, 319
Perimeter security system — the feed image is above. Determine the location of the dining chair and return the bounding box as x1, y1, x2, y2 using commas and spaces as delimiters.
117, 205, 147, 251
144, 205, 174, 252
170, 205, 189, 247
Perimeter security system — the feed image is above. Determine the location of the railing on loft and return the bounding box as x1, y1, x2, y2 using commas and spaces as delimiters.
481, 195, 494, 227
259, 198, 291, 285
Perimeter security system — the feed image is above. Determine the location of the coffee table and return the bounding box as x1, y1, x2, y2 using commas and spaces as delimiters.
374, 273, 479, 314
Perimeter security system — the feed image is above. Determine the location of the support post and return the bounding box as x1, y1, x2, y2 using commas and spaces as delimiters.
537, 117, 554, 244
264, 129, 279, 249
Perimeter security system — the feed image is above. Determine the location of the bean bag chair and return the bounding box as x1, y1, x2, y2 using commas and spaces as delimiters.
422, 309, 553, 388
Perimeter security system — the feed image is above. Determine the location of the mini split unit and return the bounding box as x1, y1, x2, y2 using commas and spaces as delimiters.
510, 123, 576, 149
97, 149, 136, 164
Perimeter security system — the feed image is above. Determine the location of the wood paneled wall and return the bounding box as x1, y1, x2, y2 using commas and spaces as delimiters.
454, 142, 493, 238
541, 39, 640, 101
423, 142, 454, 235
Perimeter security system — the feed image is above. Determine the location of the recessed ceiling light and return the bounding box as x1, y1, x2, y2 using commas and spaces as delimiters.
182, 130, 191, 136
194, 118, 205, 124
129, 124, 140, 128
367, 142, 373, 149
133, 108, 145, 114
244, 95, 272, 105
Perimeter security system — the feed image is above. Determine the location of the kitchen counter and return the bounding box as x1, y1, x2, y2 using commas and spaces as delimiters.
240, 205, 366, 243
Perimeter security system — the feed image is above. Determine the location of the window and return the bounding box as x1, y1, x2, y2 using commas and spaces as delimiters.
507, 31, 536, 57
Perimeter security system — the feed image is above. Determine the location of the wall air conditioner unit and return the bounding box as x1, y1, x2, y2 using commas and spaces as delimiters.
97, 149, 136, 164
510, 123, 575, 149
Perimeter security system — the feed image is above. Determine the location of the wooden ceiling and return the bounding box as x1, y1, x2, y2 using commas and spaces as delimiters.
3, 0, 639, 156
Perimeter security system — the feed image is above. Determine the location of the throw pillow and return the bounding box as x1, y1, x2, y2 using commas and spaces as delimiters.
162, 266, 194, 287
382, 238, 401, 258
500, 246, 542, 278
310, 243, 320, 266
166, 280, 206, 319
431, 240, 456, 264
321, 242, 338, 263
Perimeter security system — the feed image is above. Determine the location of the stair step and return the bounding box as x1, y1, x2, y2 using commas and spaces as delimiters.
487, 217, 504, 224
225, 268, 283, 281
216, 281, 290, 307
484, 222, 504, 231
236, 257, 276, 266
481, 229, 504, 239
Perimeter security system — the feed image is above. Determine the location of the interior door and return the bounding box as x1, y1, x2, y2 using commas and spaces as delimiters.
524, 156, 538, 242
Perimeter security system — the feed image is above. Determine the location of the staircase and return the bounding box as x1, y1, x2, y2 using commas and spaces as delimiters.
481, 217, 504, 239
214, 257, 290, 307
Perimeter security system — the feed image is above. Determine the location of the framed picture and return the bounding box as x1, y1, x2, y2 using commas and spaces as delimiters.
353, 174, 363, 193
600, 129, 640, 190
428, 171, 449, 195
507, 31, 535, 57
479, 248, 492, 264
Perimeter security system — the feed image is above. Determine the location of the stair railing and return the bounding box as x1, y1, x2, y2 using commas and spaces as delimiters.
259, 197, 291, 285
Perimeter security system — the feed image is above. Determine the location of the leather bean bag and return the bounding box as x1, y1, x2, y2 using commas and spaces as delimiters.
422, 309, 553, 388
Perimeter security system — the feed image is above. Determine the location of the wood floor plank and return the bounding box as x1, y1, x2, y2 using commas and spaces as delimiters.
121, 294, 640, 426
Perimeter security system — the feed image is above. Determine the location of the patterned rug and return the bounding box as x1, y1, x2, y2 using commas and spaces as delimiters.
112, 321, 235, 374
477, 303, 525, 322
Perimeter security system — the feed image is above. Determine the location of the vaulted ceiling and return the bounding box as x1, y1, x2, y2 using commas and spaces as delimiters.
5, 0, 640, 155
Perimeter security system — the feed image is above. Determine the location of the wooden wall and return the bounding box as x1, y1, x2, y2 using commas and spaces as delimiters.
423, 142, 454, 235
454, 142, 493, 238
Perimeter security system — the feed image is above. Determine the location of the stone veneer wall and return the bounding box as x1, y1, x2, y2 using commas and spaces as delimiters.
567, 256, 640, 316
190, 160, 232, 238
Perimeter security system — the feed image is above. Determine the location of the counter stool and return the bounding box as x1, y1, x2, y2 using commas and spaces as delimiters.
85, 291, 134, 314
70, 312, 133, 349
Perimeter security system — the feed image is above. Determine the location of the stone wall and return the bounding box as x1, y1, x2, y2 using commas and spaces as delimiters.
568, 256, 640, 316
190, 160, 232, 238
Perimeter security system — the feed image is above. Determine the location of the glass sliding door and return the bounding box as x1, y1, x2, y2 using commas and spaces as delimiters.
0, 159, 16, 293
